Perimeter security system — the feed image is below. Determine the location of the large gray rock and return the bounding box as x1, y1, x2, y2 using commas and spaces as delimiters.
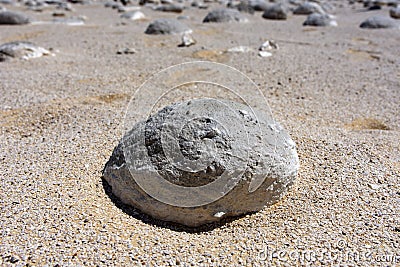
0, 10, 30, 24
203, 8, 248, 23
360, 15, 399, 28
262, 3, 288, 20
103, 99, 299, 227
293, 2, 325, 15
389, 6, 400, 18
145, 18, 191, 34
303, 13, 337, 26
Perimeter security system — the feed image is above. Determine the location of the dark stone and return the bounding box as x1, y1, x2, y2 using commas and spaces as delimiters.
360, 15, 399, 28
203, 8, 248, 23
303, 13, 336, 26
0, 10, 30, 24
293, 2, 325, 15
262, 3, 288, 20
145, 18, 191, 34
390, 6, 400, 18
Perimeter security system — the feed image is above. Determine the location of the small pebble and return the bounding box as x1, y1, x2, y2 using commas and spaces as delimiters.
116, 48, 137, 54
178, 32, 196, 47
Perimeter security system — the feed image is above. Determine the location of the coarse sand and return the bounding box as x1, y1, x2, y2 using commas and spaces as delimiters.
0, 1, 399, 266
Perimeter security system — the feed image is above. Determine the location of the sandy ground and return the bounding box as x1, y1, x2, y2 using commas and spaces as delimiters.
1, 0, 399, 266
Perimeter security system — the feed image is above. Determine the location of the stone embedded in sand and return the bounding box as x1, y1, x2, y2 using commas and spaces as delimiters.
258, 40, 278, 57
203, 8, 248, 23
155, 4, 184, 13
390, 6, 400, 19
117, 5, 141, 13
178, 32, 196, 47
145, 18, 191, 34
262, 3, 288, 20
191, 1, 208, 9
293, 2, 325, 15
303, 13, 337, 27
0, 41, 53, 61
360, 15, 399, 28
0, 10, 30, 25
120, 10, 145, 20
116, 47, 137, 54
139, 0, 160, 5
102, 99, 299, 227
227, 46, 254, 53
259, 40, 279, 51
52, 17, 85, 26
230, 1, 255, 14
249, 0, 269, 11
104, 1, 122, 8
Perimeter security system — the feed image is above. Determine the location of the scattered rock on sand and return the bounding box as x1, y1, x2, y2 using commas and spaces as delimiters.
303, 13, 337, 26
360, 15, 399, 28
227, 46, 254, 53
102, 99, 299, 226
258, 51, 272, 57
259, 40, 279, 51
120, 10, 145, 20
57, 2, 74, 12
177, 15, 189, 20
139, 0, 160, 5
249, 0, 269, 11
389, 6, 400, 18
293, 2, 325, 15
145, 18, 191, 34
230, 1, 255, 14
191, 1, 208, 9
117, 5, 141, 13
155, 4, 184, 13
0, 41, 53, 61
116, 47, 137, 54
178, 32, 196, 47
258, 40, 278, 57
0, 10, 30, 24
262, 3, 288, 20
203, 8, 248, 23
104, 1, 122, 8
52, 16, 85, 25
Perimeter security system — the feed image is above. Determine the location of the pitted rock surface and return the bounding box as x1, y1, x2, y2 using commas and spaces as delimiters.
103, 99, 299, 227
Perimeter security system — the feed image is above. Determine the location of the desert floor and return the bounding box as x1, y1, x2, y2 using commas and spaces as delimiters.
1, 0, 399, 266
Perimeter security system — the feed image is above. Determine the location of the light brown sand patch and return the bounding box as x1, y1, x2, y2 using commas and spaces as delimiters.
196, 27, 223, 36
302, 28, 318, 32
92, 93, 130, 103
345, 117, 390, 130
351, 37, 376, 46
192, 49, 229, 63
0, 93, 128, 136
346, 48, 380, 61
3, 31, 46, 42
